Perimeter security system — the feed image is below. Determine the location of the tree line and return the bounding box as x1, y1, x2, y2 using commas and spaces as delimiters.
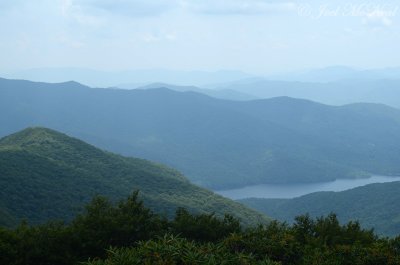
1, 191, 400, 265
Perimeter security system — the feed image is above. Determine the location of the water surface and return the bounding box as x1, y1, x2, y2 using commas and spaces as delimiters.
215, 175, 400, 200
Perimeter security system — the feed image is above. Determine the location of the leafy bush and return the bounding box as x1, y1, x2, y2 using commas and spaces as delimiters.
171, 207, 241, 242
84, 234, 280, 265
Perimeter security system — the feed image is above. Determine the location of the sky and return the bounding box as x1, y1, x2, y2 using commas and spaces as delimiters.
0, 0, 399, 75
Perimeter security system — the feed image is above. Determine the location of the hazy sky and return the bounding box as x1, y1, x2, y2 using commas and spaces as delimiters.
1, 0, 399, 74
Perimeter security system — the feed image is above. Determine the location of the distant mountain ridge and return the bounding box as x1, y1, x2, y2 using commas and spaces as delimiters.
267, 66, 400, 83
0, 127, 268, 226
1, 77, 400, 189
120, 82, 257, 101
214, 78, 400, 108
2, 68, 253, 87
239, 181, 400, 236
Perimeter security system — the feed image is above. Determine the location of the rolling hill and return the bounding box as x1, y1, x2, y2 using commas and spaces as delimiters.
239, 181, 400, 236
1, 77, 400, 189
0, 127, 268, 226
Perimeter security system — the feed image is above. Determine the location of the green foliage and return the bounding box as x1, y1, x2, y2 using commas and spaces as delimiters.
171, 208, 241, 242
72, 192, 167, 259
0, 221, 76, 265
224, 222, 302, 264
292, 213, 376, 248
84, 234, 280, 265
224, 214, 398, 265
1, 193, 400, 265
0, 193, 252, 265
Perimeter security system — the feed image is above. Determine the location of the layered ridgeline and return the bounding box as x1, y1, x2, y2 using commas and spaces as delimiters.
239, 181, 400, 236
129, 82, 257, 101
213, 79, 400, 108
1, 78, 400, 188
0, 127, 267, 226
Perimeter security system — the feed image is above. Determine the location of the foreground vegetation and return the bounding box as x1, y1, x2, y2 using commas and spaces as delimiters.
1, 192, 400, 265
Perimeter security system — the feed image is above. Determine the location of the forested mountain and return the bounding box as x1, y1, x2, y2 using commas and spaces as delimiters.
1, 77, 400, 188
239, 181, 400, 236
0, 127, 267, 226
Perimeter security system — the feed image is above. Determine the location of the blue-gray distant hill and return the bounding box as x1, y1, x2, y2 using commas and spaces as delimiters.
121, 82, 257, 101
215, 78, 400, 108
4, 68, 253, 87
239, 181, 400, 236
1, 77, 400, 189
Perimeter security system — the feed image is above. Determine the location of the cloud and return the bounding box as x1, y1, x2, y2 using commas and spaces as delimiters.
72, 0, 179, 17
61, 0, 105, 27
141, 31, 178, 43
183, 0, 296, 15
362, 8, 397, 28
68, 0, 297, 17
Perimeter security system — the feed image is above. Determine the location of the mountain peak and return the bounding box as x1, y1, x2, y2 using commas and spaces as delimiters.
0, 127, 69, 147
0, 127, 102, 163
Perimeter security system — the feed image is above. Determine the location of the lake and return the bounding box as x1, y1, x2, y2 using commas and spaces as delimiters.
215, 175, 400, 200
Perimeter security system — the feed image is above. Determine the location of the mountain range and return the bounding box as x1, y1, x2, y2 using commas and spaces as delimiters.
5, 67, 400, 108
1, 77, 400, 189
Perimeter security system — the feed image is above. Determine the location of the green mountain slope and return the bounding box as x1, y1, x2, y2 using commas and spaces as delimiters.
1, 78, 400, 188
239, 181, 400, 236
0, 127, 268, 226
